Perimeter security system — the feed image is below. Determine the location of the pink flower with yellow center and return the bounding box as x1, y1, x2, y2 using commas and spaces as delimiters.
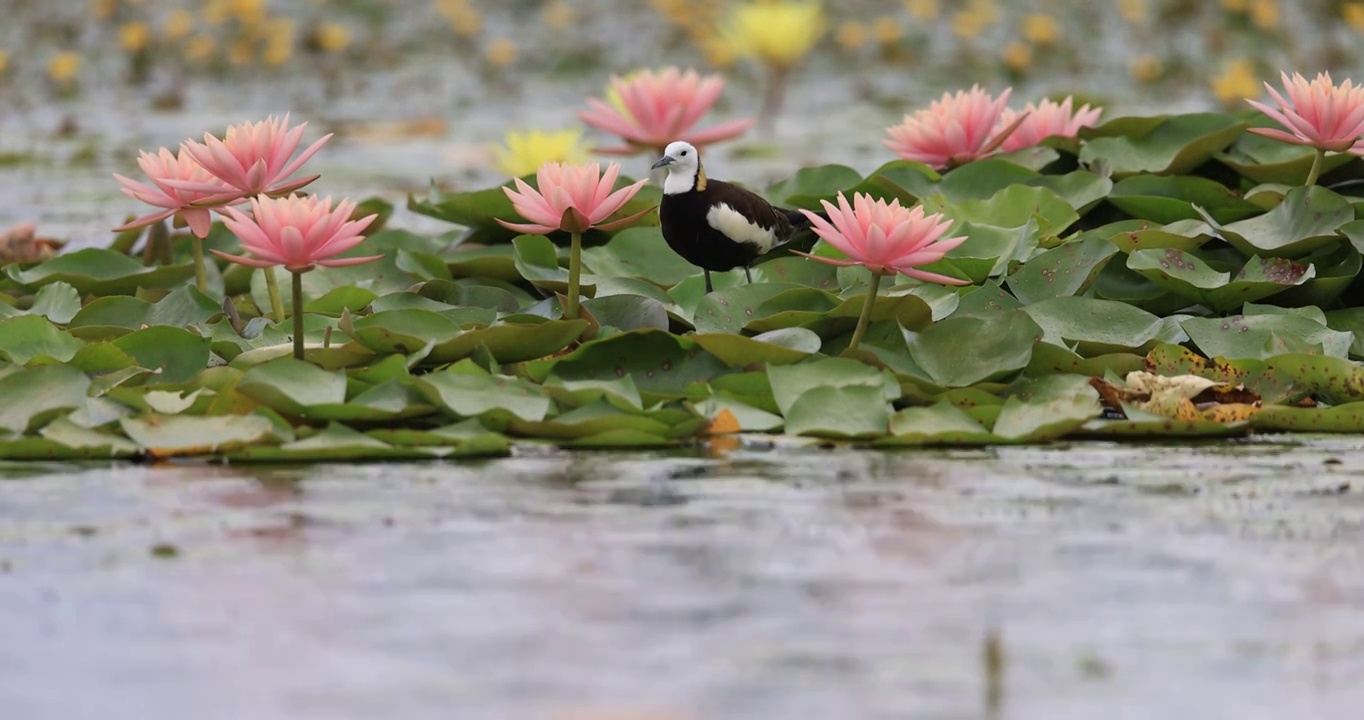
497, 161, 651, 234
174, 114, 331, 204
578, 67, 756, 155
113, 147, 232, 238
1247, 71, 1364, 153
884, 85, 1024, 170
996, 96, 1103, 153
795, 192, 968, 285
211, 194, 379, 273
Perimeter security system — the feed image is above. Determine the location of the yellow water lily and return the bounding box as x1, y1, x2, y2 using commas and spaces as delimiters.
721, 1, 823, 71
493, 129, 590, 178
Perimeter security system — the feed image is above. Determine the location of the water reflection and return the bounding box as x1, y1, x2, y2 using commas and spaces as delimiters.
3, 446, 1364, 718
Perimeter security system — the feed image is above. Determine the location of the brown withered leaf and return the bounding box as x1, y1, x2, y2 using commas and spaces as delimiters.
1091, 371, 1261, 422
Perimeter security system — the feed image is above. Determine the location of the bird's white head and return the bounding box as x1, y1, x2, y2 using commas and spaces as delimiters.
651, 140, 703, 195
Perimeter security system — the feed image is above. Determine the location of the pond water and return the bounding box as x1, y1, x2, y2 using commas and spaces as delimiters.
4, 440, 1363, 719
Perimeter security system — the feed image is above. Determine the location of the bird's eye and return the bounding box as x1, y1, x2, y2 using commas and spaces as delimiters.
679, 150, 688, 156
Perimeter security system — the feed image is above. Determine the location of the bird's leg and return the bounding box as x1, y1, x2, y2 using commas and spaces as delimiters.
744, 266, 753, 284
704, 269, 713, 294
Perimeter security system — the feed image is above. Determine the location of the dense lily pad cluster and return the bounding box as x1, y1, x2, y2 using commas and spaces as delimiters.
11, 100, 1364, 460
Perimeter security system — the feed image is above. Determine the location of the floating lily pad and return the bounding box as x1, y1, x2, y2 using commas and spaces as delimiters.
0, 315, 84, 364
1217, 128, 1358, 184
882, 401, 995, 445
1182, 314, 1353, 360
1007, 236, 1118, 303
692, 283, 809, 334
120, 413, 275, 456
111, 326, 212, 384
765, 163, 864, 210
226, 422, 444, 462
767, 357, 897, 417
1108, 174, 1261, 224
1097, 219, 1214, 253
417, 369, 551, 424
581, 294, 670, 332
7, 248, 195, 295
948, 185, 1080, 238
1127, 249, 1314, 312
903, 310, 1043, 387
581, 226, 697, 287
1021, 296, 1188, 355
690, 328, 821, 367
69, 285, 222, 335
1252, 403, 1364, 432
1078, 113, 1247, 177
782, 384, 889, 438
532, 329, 731, 404
1204, 185, 1353, 258
0, 363, 91, 434
445, 245, 522, 283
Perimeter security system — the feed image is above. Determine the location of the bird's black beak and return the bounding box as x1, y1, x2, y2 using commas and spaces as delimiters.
651, 155, 675, 170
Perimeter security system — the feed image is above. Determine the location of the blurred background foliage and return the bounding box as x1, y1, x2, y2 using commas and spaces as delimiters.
4, 0, 1364, 244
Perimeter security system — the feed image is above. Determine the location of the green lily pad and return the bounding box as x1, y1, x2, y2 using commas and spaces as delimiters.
0, 315, 84, 364
581, 226, 697, 287
38, 417, 140, 456
1078, 113, 1248, 177
1182, 314, 1353, 360
690, 328, 821, 367
531, 329, 731, 404
0, 363, 91, 435
903, 310, 1044, 387
28, 282, 82, 324
111, 326, 211, 384
237, 358, 347, 416
417, 369, 551, 424
882, 401, 995, 445
1127, 249, 1314, 312
580, 294, 669, 332
992, 374, 1101, 441
1205, 185, 1354, 258
1270, 242, 1362, 308
1020, 296, 1188, 355
1260, 354, 1364, 405
692, 283, 809, 334
1253, 403, 1364, 432
513, 233, 598, 294
782, 384, 889, 438
1325, 307, 1364, 358
1108, 174, 1262, 224
7, 248, 195, 295
948, 185, 1080, 239
1007, 236, 1118, 303
119, 413, 275, 456
1024, 342, 1147, 377
767, 357, 897, 417
1098, 219, 1214, 253
507, 400, 667, 440
765, 163, 865, 210
425, 319, 589, 364
69, 285, 222, 335
1216, 127, 1358, 184
226, 422, 443, 462
445, 245, 522, 283
305, 286, 379, 315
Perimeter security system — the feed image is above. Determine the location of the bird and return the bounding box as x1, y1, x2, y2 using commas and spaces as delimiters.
651, 140, 815, 293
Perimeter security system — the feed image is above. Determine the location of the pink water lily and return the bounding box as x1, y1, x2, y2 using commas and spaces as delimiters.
795, 192, 968, 285
1247, 71, 1364, 153
497, 161, 652, 321
578, 67, 755, 155
113, 147, 232, 238
997, 96, 1103, 152
884, 85, 1023, 170
796, 192, 967, 352
212, 194, 378, 273
174, 115, 331, 204
497, 161, 651, 234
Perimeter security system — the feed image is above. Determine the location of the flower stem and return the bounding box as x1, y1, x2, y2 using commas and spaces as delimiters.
264, 266, 286, 323
190, 236, 208, 294
1305, 148, 1327, 186
292, 270, 305, 361
848, 270, 882, 353
566, 231, 583, 319
758, 64, 790, 135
